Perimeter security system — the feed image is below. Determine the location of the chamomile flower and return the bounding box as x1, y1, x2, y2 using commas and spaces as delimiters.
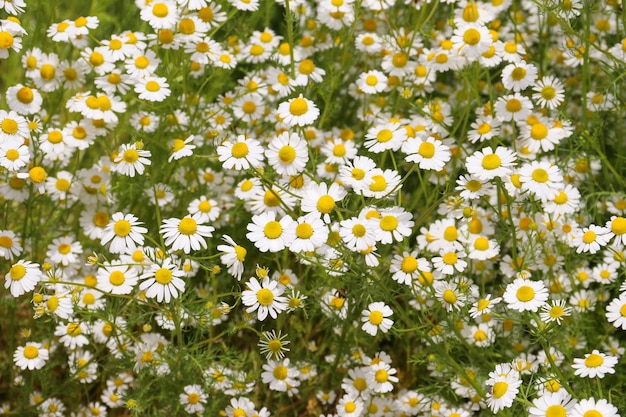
365, 122, 407, 153
572, 350, 617, 378
258, 330, 290, 360
0, 229, 22, 260
528, 391, 577, 417
179, 385, 207, 414
368, 362, 399, 393
434, 280, 467, 311
0, 139, 29, 171
246, 212, 293, 253
376, 206, 414, 244
606, 293, 626, 330
14, 342, 49, 370
485, 363, 523, 413
357, 70, 388, 94
572, 224, 611, 254
277, 95, 320, 127
284, 212, 328, 253
452, 22, 492, 58
402, 135, 451, 170
503, 277, 549, 312
97, 261, 138, 295
5, 84, 42, 115
301, 182, 347, 223
216, 135, 265, 170
140, 258, 186, 303
466, 146, 517, 181
101, 212, 148, 254
539, 299, 572, 324
361, 302, 394, 336
114, 143, 151, 177
135, 76, 170, 102
501, 62, 538, 92
519, 160, 564, 199
389, 251, 431, 286
140, 1, 179, 29
265, 131, 309, 176
494, 93, 533, 122
4, 260, 42, 297
571, 398, 619, 417
0, 110, 29, 141
339, 216, 378, 252
160, 213, 214, 254
532, 76, 565, 109
241, 276, 288, 320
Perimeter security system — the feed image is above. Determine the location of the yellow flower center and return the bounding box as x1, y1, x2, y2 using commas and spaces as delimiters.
369, 175, 387, 192
264, 221, 283, 239
401, 256, 418, 273
178, 217, 197, 235
510, 66, 526, 81
145, 81, 160, 92
296, 223, 313, 239
376, 129, 393, 143
317, 195, 335, 214
418, 141, 436, 158
10, 264, 26, 280
235, 246, 247, 261
531, 168, 549, 183
375, 369, 389, 382
582, 230, 596, 244
257, 288, 274, 306
123, 148, 139, 163
584, 353, 603, 368
155, 268, 173, 285
299, 59, 315, 74
16, 87, 33, 104
516, 285, 535, 302
1, 118, 18, 134
83, 292, 95, 305
531, 123, 548, 140
443, 289, 457, 304
29, 166, 47, 183
67, 322, 82, 337
380, 215, 398, 231
352, 168, 365, 180
442, 252, 458, 265
289, 98, 308, 116
611, 217, 626, 235
482, 153, 501, 170
369, 310, 383, 325
492, 381, 508, 398
474, 237, 490, 251
278, 145, 296, 163
0, 31, 14, 49
365, 75, 378, 86
352, 224, 366, 237
463, 28, 481, 45
109, 271, 125, 286
40, 64, 56, 81
506, 98, 522, 112
231, 142, 249, 158
152, 3, 169, 18
474, 329, 487, 341
6, 148, 19, 161
23, 345, 39, 359
113, 219, 131, 237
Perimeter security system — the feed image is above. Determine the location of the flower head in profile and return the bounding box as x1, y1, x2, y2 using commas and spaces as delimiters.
571, 350, 617, 378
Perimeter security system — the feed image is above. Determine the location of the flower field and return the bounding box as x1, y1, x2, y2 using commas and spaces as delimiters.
1, 0, 626, 416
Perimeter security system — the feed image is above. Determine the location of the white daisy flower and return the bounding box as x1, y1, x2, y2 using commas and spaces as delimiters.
4, 260, 42, 297
572, 350, 617, 378
101, 212, 148, 254
361, 301, 394, 336
139, 258, 186, 303
277, 95, 320, 127
160, 213, 214, 254
13, 342, 49, 370
241, 276, 288, 321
